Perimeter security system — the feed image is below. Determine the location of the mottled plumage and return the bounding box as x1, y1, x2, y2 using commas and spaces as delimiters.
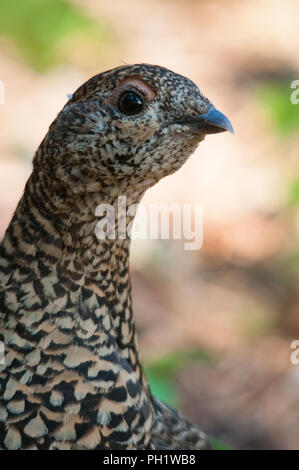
0, 64, 232, 449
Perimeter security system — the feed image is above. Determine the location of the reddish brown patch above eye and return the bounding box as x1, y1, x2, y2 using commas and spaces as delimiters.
108, 76, 156, 106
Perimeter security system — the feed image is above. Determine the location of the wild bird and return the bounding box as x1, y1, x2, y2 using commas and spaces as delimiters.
0, 64, 233, 450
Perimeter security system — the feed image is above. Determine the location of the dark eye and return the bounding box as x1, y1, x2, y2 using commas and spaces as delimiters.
117, 90, 144, 115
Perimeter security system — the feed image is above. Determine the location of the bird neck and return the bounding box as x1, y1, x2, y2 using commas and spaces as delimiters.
2, 168, 147, 384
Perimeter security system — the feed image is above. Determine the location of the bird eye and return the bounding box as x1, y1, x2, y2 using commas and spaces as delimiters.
117, 90, 144, 115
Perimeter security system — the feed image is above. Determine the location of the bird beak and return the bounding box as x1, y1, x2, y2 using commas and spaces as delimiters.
176, 105, 234, 135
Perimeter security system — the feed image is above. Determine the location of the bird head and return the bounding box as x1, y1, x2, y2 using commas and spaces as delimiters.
36, 64, 233, 200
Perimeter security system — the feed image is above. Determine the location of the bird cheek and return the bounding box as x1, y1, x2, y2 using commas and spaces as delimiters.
139, 125, 158, 144
123, 122, 157, 146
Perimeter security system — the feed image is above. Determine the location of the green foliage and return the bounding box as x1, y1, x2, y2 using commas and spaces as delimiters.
0, 0, 111, 71
210, 437, 231, 450
257, 80, 299, 137
146, 349, 215, 380
145, 349, 229, 450
144, 349, 215, 407
278, 250, 299, 285
145, 373, 180, 408
239, 306, 277, 340
287, 179, 299, 207
146, 352, 231, 449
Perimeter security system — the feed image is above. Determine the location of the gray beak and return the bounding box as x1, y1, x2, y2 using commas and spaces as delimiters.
176, 106, 234, 135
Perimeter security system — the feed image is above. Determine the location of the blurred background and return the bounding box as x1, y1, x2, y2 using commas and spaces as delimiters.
0, 0, 299, 449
